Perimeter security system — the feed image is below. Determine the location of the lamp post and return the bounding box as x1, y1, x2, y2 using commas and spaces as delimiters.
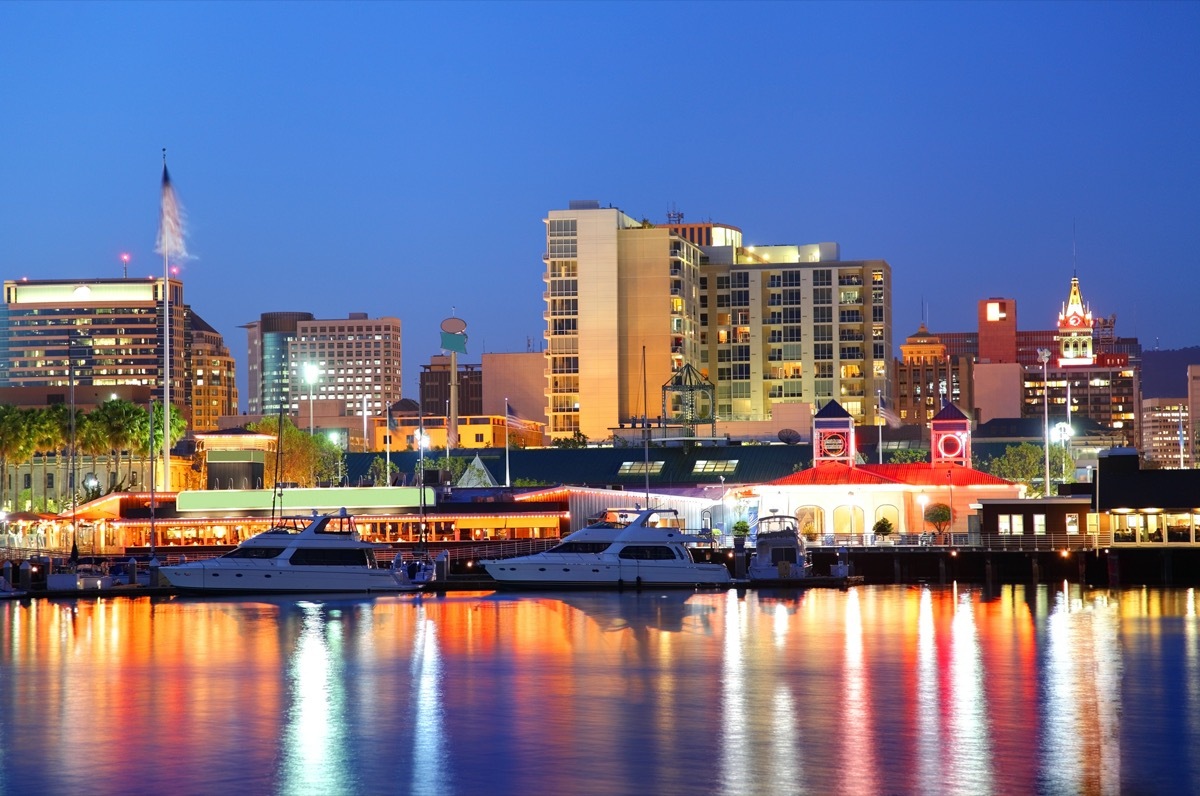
946, 469, 954, 542
303, 363, 318, 434
1038, 349, 1052, 497
917, 493, 929, 543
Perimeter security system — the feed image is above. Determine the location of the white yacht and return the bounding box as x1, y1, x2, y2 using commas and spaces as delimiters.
747, 513, 812, 582
160, 509, 435, 594
482, 507, 732, 589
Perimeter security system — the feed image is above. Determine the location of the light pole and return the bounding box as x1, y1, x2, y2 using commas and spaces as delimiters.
303, 363, 318, 434
1038, 349, 1052, 497
917, 493, 929, 543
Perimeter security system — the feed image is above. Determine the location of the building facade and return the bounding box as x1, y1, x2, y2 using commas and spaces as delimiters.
696, 241, 892, 425
0, 277, 231, 433
287, 312, 402, 425
420, 355, 482, 418
542, 202, 706, 440
187, 310, 239, 432
894, 323, 973, 425
1141, 398, 1191, 469
242, 311, 314, 417
541, 203, 894, 440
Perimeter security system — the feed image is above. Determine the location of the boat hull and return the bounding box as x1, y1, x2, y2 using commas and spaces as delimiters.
160, 561, 423, 594
483, 559, 732, 590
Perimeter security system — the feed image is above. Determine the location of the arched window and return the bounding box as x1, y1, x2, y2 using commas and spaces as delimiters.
833, 505, 864, 536
875, 504, 900, 530
795, 505, 824, 539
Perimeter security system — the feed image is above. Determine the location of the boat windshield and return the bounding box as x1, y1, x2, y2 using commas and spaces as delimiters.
222, 547, 287, 560
617, 545, 683, 561
546, 541, 612, 554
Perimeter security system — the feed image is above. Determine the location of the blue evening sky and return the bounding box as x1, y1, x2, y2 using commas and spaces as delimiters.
2, 2, 1197, 409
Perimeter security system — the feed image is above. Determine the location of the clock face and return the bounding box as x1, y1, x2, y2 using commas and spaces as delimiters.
1067, 315, 1081, 327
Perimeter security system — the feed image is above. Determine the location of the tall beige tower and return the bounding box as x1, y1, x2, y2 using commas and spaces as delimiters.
543, 202, 704, 441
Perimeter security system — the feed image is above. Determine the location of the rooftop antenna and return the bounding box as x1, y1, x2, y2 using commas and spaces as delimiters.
666, 203, 683, 225
120, 252, 130, 279
1072, 218, 1077, 278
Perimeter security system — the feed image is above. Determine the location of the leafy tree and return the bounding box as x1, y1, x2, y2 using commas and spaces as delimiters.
551, 430, 590, 449
411, 453, 468, 486
732, 519, 751, 537
987, 442, 1074, 497
873, 517, 894, 537
248, 416, 328, 488
924, 502, 952, 533
886, 448, 928, 464
368, 456, 399, 486
512, 477, 552, 487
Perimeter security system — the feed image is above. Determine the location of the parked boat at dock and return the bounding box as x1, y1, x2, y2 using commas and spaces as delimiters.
747, 513, 812, 582
159, 508, 436, 594
481, 507, 732, 589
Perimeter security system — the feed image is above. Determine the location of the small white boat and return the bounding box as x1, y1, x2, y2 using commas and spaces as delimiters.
482, 507, 732, 589
748, 514, 812, 581
160, 508, 435, 594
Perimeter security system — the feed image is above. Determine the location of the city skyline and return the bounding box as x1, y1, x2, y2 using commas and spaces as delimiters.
3, 2, 1198, 409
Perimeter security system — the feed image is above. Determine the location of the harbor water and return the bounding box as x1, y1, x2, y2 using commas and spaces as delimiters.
2, 584, 1198, 795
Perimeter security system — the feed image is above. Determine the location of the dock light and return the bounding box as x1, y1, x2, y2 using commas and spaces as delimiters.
950, 550, 958, 557
1060, 550, 1070, 558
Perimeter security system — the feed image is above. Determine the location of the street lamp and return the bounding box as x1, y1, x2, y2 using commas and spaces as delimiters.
1038, 348, 1052, 497
303, 363, 319, 434
917, 493, 929, 542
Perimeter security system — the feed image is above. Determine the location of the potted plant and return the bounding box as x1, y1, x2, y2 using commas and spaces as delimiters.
732, 519, 751, 550
873, 517, 894, 545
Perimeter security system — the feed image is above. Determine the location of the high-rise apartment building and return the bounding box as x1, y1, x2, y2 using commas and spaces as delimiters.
287, 312, 402, 423
1141, 398, 1191, 468
0, 277, 228, 432
543, 202, 706, 440
540, 202, 893, 440
697, 241, 892, 423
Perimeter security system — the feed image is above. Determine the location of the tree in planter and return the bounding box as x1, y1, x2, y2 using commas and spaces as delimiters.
924, 502, 952, 533
872, 517, 894, 538
731, 519, 751, 547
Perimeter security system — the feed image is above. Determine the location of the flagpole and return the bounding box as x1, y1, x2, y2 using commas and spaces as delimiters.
161, 150, 171, 491
505, 398, 511, 487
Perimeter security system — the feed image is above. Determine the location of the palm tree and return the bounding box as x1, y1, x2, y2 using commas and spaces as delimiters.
96, 399, 142, 490
0, 409, 39, 512
0, 404, 29, 511
32, 407, 66, 512
76, 411, 110, 498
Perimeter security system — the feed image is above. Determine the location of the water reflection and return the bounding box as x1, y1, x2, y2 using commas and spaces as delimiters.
1, 585, 1198, 795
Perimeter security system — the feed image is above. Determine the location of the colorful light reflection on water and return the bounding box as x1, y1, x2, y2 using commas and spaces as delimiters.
1, 584, 1198, 795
